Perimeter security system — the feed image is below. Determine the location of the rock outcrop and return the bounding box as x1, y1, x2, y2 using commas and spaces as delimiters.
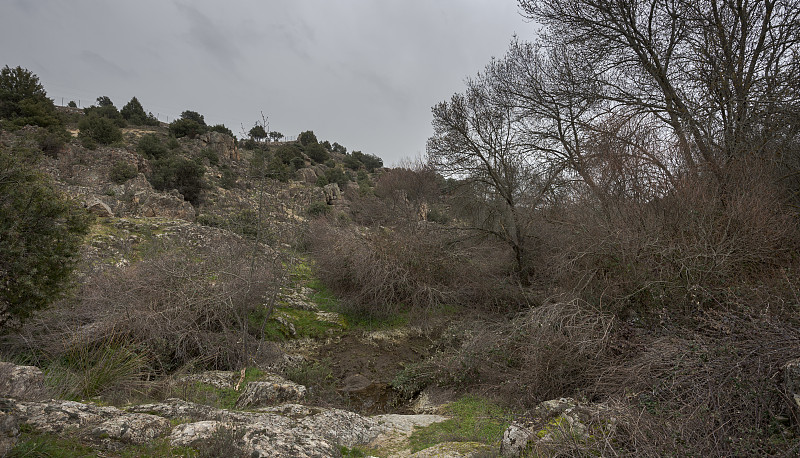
200, 131, 239, 161
0, 362, 50, 401
235, 375, 307, 408
14, 400, 171, 447
500, 397, 617, 457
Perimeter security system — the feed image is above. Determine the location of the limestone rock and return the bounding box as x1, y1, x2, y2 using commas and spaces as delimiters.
200, 131, 239, 161
14, 400, 169, 445
0, 399, 20, 457
323, 183, 342, 204
500, 398, 617, 457
169, 420, 225, 448
85, 196, 114, 217
500, 421, 535, 457
235, 375, 307, 408
89, 413, 171, 444
297, 167, 319, 184
238, 421, 341, 457
0, 362, 50, 401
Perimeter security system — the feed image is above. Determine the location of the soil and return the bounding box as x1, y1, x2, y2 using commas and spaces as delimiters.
308, 331, 435, 415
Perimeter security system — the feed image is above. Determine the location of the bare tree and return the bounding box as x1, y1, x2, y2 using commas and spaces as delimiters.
427, 70, 563, 283
519, 0, 800, 182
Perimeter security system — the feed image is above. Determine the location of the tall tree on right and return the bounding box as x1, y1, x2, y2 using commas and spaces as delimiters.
519, 0, 800, 183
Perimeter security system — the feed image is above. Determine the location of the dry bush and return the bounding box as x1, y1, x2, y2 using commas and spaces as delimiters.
399, 301, 616, 406
308, 218, 523, 317
544, 159, 799, 316
585, 311, 800, 456
7, 235, 284, 398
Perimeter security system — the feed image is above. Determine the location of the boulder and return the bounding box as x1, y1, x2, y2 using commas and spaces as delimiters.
500, 398, 616, 457
169, 420, 226, 448
323, 183, 342, 204
13, 399, 170, 445
200, 131, 239, 161
235, 375, 307, 408
297, 167, 319, 184
500, 421, 535, 457
138, 190, 195, 220
0, 399, 20, 457
0, 362, 50, 401
85, 196, 114, 217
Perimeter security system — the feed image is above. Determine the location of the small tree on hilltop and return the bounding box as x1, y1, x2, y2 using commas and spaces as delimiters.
298, 130, 318, 146
180, 110, 206, 126
121, 96, 159, 126
96, 95, 114, 107
249, 124, 267, 142
0, 65, 63, 130
269, 131, 284, 142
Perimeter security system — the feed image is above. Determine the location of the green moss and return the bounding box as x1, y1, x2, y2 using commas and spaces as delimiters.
176, 367, 266, 410
408, 395, 514, 453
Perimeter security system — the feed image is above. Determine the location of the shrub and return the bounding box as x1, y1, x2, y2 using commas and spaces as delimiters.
7, 236, 284, 381
319, 166, 349, 189
545, 160, 799, 316
220, 165, 237, 189
306, 201, 330, 217
67, 100, 77, 108
267, 155, 291, 182
36, 128, 69, 157
121, 96, 159, 126
298, 130, 318, 146
209, 123, 234, 137
180, 110, 206, 126
166, 136, 180, 150
136, 133, 168, 159
169, 118, 205, 139
274, 144, 304, 165
0, 66, 63, 130
78, 113, 123, 145
83, 99, 126, 127
242, 138, 257, 150
149, 156, 205, 205
109, 161, 138, 184
343, 155, 362, 170
352, 151, 383, 172
200, 148, 220, 166
308, 219, 521, 317
305, 143, 329, 163
289, 156, 305, 171
396, 301, 614, 405
0, 148, 93, 329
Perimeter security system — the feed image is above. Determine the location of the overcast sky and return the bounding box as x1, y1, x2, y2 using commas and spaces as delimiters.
1, 1, 537, 165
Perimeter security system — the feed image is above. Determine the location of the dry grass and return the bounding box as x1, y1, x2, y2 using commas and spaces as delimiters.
307, 218, 525, 318
4, 235, 285, 401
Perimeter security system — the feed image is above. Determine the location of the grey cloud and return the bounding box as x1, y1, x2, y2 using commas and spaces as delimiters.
78, 51, 133, 79
173, 2, 242, 69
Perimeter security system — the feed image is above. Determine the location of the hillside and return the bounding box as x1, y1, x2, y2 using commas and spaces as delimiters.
2, 56, 800, 458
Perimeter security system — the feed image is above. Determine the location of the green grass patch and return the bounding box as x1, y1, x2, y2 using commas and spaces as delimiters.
339, 445, 369, 457
9, 428, 98, 458
408, 395, 514, 453
9, 429, 198, 458
249, 306, 345, 341
173, 367, 266, 410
